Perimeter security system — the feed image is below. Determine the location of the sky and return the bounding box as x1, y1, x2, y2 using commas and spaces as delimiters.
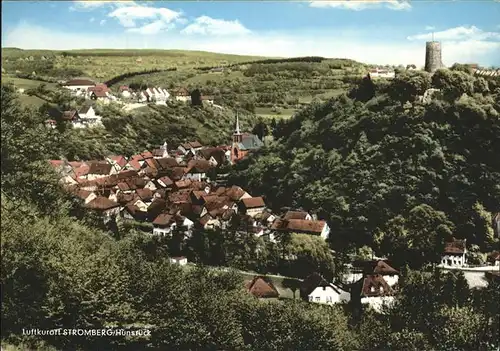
2, 0, 500, 66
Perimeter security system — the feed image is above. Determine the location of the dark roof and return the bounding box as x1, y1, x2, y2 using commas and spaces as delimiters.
87, 162, 113, 175
444, 239, 467, 255
156, 157, 179, 170
241, 197, 266, 209
284, 210, 310, 220
64, 79, 95, 86
79, 105, 92, 114
84, 196, 119, 211
199, 147, 226, 165
245, 276, 280, 298
373, 261, 399, 275
136, 188, 153, 202
174, 87, 190, 96
185, 159, 212, 174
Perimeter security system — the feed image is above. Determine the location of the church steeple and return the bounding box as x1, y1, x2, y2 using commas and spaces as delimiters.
233, 111, 242, 143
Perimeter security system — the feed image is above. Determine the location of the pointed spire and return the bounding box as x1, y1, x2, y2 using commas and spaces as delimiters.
235, 111, 241, 135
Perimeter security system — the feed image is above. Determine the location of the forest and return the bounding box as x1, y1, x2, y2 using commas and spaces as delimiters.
230, 68, 500, 267
1, 64, 500, 350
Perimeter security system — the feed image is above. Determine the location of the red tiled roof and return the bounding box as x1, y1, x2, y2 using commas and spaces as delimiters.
245, 276, 280, 298
372, 261, 399, 275
444, 239, 466, 254
109, 155, 128, 168
156, 158, 178, 170
158, 176, 174, 187
361, 275, 393, 297
271, 219, 326, 234
241, 197, 265, 209
136, 188, 153, 202
185, 159, 212, 174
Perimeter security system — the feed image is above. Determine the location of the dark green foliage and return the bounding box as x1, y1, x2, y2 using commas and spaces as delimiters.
230, 72, 500, 262
104, 67, 177, 87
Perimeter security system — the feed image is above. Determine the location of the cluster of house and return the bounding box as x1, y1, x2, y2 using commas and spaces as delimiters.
46, 104, 102, 129
48, 133, 328, 243
61, 79, 215, 105
245, 259, 400, 312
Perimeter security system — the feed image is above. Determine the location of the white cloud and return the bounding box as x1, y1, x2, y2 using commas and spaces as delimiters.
425, 26, 435, 31
108, 5, 182, 29
128, 19, 175, 35
89, 17, 95, 23
3, 22, 499, 67
309, 0, 411, 11
100, 19, 106, 26
70, 1, 134, 11
407, 25, 500, 41
181, 16, 251, 36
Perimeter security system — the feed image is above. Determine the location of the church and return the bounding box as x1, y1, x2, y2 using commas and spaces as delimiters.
231, 113, 264, 164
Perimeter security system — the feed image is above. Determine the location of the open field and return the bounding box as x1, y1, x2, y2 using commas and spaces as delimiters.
2, 48, 269, 81
255, 107, 296, 119
1, 75, 57, 90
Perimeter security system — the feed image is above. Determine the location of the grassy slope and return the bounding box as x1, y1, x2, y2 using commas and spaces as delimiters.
1, 48, 270, 81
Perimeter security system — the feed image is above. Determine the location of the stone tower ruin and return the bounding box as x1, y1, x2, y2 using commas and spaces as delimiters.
425, 41, 444, 73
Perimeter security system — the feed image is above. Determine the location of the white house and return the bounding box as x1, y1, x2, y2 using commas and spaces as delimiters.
173, 87, 191, 102
441, 238, 467, 268
367, 68, 395, 79
494, 212, 500, 238
152, 213, 177, 236
63, 79, 96, 92
170, 256, 188, 266
119, 86, 132, 98
78, 105, 102, 126
359, 275, 395, 313
301, 273, 350, 305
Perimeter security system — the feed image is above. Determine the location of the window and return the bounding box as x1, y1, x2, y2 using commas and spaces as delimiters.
315, 297, 320, 302
326, 296, 333, 303
309, 296, 313, 302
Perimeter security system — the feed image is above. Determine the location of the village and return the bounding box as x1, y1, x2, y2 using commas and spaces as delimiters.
48, 94, 500, 312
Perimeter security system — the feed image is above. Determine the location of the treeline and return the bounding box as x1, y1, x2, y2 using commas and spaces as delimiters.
197, 56, 329, 71
105, 68, 177, 87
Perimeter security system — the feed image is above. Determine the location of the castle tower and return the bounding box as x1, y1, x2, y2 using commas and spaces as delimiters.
233, 112, 243, 143
425, 41, 444, 73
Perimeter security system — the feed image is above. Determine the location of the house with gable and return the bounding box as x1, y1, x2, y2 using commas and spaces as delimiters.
441, 238, 467, 268
85, 161, 115, 180
284, 210, 313, 221
183, 159, 212, 182
355, 274, 395, 313
271, 218, 331, 240
300, 273, 350, 305
78, 105, 102, 126
173, 87, 191, 102
245, 276, 280, 299
62, 78, 96, 92
84, 196, 120, 223
239, 197, 266, 217
119, 85, 132, 98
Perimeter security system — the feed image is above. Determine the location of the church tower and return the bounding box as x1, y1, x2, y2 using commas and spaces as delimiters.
232, 112, 243, 143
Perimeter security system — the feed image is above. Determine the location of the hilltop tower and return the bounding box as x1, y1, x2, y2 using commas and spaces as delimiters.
425, 41, 444, 73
